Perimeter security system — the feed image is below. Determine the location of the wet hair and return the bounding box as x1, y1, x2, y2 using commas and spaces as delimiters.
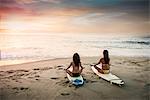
103, 50, 110, 64
73, 53, 80, 66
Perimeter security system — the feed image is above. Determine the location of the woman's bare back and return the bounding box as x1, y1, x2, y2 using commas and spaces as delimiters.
72, 62, 80, 73
100, 58, 110, 70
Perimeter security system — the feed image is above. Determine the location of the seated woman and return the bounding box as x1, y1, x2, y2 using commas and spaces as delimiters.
94, 50, 110, 74
65, 53, 83, 77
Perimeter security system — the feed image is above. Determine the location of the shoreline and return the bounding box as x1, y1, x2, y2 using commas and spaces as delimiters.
0, 55, 150, 67
0, 56, 149, 100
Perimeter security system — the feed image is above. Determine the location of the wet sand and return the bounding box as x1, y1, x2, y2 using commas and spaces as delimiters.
0, 56, 150, 100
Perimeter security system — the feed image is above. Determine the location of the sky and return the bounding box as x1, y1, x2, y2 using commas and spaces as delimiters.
0, 0, 149, 36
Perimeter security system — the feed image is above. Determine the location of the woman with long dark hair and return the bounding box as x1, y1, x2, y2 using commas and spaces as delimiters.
94, 50, 110, 74
65, 53, 83, 77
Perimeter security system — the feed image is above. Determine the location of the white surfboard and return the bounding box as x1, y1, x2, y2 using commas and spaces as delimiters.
66, 67, 84, 86
91, 64, 124, 86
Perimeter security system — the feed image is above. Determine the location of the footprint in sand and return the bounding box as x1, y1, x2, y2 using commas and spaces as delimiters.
12, 87, 19, 90
12, 87, 28, 91
6, 70, 15, 74
57, 65, 64, 67
61, 92, 70, 96
58, 68, 64, 70
33, 67, 53, 71
35, 79, 39, 81
0, 71, 4, 73
18, 70, 29, 72
33, 68, 40, 70
50, 77, 60, 80
35, 75, 40, 77
20, 87, 28, 90
54, 65, 65, 69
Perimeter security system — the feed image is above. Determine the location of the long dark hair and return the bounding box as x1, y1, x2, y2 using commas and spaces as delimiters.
73, 53, 80, 66
103, 50, 110, 64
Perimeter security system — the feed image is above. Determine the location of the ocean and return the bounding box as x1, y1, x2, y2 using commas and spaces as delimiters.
0, 33, 150, 66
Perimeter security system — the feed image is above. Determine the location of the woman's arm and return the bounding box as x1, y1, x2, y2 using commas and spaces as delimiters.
66, 62, 72, 70
79, 62, 83, 74
80, 62, 83, 69
94, 58, 101, 66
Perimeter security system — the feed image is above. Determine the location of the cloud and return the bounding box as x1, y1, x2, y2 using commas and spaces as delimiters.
0, 0, 149, 34
1, 0, 148, 17
14, 0, 63, 4
71, 12, 128, 26
0, 7, 25, 16
109, 0, 148, 19
0, 0, 17, 7
15, 0, 38, 4
43, 0, 63, 4
0, 0, 16, 4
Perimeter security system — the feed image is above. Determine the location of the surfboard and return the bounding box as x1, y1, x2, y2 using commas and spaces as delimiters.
66, 67, 84, 86
91, 64, 124, 86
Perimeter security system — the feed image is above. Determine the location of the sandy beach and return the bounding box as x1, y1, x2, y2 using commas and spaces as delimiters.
0, 56, 149, 100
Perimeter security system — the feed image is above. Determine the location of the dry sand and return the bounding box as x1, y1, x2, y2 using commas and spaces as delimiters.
0, 56, 150, 100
